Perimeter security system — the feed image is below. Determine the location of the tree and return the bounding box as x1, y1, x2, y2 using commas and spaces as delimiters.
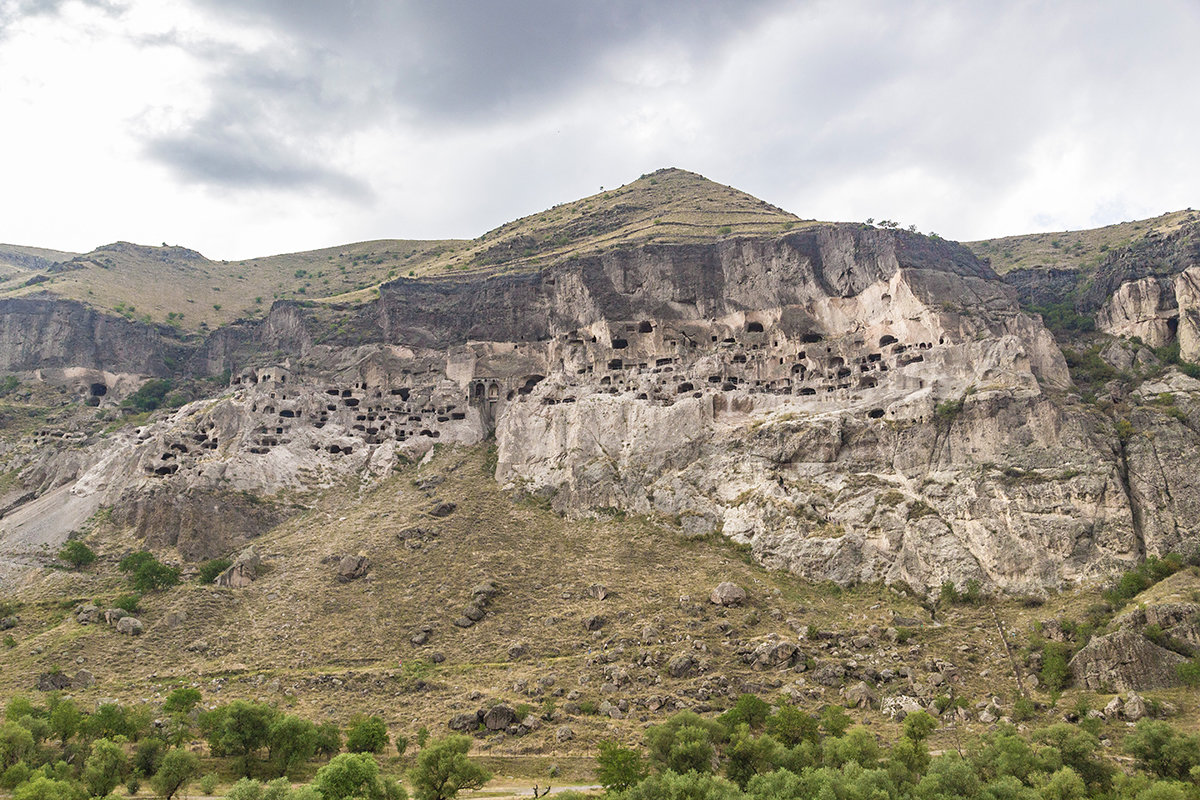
162, 688, 201, 715
204, 700, 277, 776
266, 715, 317, 777
346, 715, 389, 754
315, 722, 342, 759
1125, 720, 1200, 781
118, 551, 180, 593
83, 738, 128, 797
0, 722, 35, 769
596, 740, 648, 793
765, 705, 819, 748
151, 749, 199, 800
718, 695, 771, 732
645, 712, 726, 774
409, 735, 491, 800
12, 776, 84, 800
47, 700, 80, 745
313, 753, 405, 800
58, 541, 95, 570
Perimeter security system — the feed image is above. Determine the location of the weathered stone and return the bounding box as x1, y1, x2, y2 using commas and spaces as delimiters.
448, 712, 480, 732
844, 681, 878, 709
216, 545, 262, 588
1124, 692, 1148, 721
74, 604, 99, 625
484, 704, 518, 731
1069, 629, 1189, 691
116, 616, 144, 636
587, 583, 609, 600
37, 672, 71, 691
710, 582, 747, 607
72, 669, 95, 688
668, 654, 697, 678
430, 501, 457, 518
104, 608, 129, 626
750, 640, 798, 669
556, 725, 574, 742
583, 614, 605, 631
881, 695, 924, 720
464, 605, 486, 622
336, 553, 370, 582
1103, 696, 1123, 718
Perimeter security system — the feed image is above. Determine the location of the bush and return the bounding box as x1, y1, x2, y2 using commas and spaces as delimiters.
113, 594, 141, 613
345, 715, 388, 754
58, 541, 95, 569
313, 753, 405, 800
1040, 642, 1072, 692
122, 380, 174, 412
198, 774, 219, 796
718, 694, 771, 732
118, 552, 180, 593
315, 721, 342, 759
409, 737, 490, 800
1125, 720, 1200, 781
150, 749, 199, 800
596, 740, 648, 793
197, 559, 231, 584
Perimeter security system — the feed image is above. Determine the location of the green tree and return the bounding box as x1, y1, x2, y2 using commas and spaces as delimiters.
162, 689, 201, 715
346, 715, 389, 754
47, 700, 80, 745
818, 706, 852, 738
315, 722, 342, 759
313, 753, 405, 800
82, 738, 128, 797
765, 705, 819, 748
58, 541, 95, 570
266, 715, 317, 777
0, 721, 35, 769
133, 737, 167, 778
596, 740, 648, 793
151, 749, 199, 800
82, 704, 132, 741
409, 735, 491, 800
1124, 720, 1200, 781
725, 730, 782, 789
203, 701, 277, 776
645, 712, 726, 775
624, 770, 741, 800
12, 775, 84, 800
717, 695, 771, 732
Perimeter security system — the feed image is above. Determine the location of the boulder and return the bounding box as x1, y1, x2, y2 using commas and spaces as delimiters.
844, 681, 878, 709
448, 712, 481, 732
484, 704, 518, 731
72, 670, 95, 688
215, 545, 262, 588
37, 672, 72, 691
587, 584, 609, 600
336, 554, 370, 582
881, 695, 924, 720
1103, 696, 1124, 718
115, 617, 144, 636
1124, 692, 1148, 721
74, 604, 100, 625
710, 582, 747, 606
463, 604, 486, 622
556, 725, 574, 742
583, 614, 605, 631
104, 608, 129, 626
750, 640, 798, 669
1069, 629, 1189, 691
430, 501, 457, 518
668, 654, 697, 678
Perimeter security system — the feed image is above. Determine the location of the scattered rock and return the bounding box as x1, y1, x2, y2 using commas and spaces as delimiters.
430, 501, 457, 518
104, 608, 129, 626
116, 617, 144, 636
668, 654, 697, 678
484, 704, 518, 731
587, 584, 609, 600
74, 604, 100, 625
556, 725, 574, 743
336, 553, 370, 582
37, 672, 72, 691
710, 582, 747, 607
429, 652, 445, 664
508, 642, 527, 659
453, 616, 475, 628
215, 545, 262, 588
449, 712, 480, 732
1124, 692, 1148, 721
464, 604, 486, 622
812, 662, 847, 687
844, 681, 878, 709
641, 625, 660, 643
881, 695, 924, 720
411, 626, 433, 646
72, 670, 95, 688
583, 614, 606, 631
1104, 696, 1124, 718
750, 640, 798, 669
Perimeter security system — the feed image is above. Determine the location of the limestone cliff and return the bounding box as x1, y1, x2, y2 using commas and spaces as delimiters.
2, 221, 1199, 594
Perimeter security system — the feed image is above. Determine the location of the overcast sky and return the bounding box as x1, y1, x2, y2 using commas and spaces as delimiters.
1, 0, 1197, 260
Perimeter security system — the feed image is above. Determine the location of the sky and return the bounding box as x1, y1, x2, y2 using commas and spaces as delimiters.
0, 0, 1197, 260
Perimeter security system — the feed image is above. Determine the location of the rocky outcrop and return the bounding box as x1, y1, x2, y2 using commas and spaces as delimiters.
2, 224, 1199, 593
215, 545, 263, 588
1069, 629, 1188, 691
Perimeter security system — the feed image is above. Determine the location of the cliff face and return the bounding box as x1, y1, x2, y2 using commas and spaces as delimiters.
3, 225, 1198, 593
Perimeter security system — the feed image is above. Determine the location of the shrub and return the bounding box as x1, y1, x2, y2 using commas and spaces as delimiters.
197, 559, 231, 584
1040, 642, 1072, 692
198, 774, 219, 796
122, 380, 174, 412
151, 749, 199, 800
118, 552, 179, 593
58, 541, 95, 569
596, 740, 648, 793
345, 715, 388, 754
408, 736, 489, 800
718, 694, 771, 732
717, 226, 733, 235
113, 594, 141, 613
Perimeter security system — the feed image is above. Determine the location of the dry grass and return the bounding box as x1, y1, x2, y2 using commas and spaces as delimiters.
2, 444, 1198, 770
0, 169, 809, 331
966, 209, 1199, 275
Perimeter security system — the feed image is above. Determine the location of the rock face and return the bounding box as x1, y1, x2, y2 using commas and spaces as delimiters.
1069, 629, 1189, 691
216, 546, 263, 588
4, 221, 1200, 593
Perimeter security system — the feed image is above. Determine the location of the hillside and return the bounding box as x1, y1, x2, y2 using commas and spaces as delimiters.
0, 169, 805, 331
966, 209, 1199, 276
